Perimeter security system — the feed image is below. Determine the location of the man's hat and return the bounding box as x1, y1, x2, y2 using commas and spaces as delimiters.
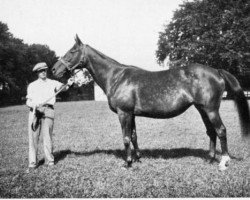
33, 62, 48, 72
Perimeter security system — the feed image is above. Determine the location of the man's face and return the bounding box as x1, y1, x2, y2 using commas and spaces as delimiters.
37, 69, 47, 79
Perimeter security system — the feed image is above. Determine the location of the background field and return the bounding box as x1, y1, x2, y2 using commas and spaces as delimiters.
0, 100, 249, 197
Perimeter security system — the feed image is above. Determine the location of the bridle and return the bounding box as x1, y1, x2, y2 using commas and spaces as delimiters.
59, 44, 87, 75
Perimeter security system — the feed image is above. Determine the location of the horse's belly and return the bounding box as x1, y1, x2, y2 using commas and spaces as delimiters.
134, 99, 192, 119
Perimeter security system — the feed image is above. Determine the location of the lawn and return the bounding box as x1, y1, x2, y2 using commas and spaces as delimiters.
0, 100, 249, 197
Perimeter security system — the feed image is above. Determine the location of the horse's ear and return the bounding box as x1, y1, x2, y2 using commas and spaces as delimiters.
75, 34, 83, 46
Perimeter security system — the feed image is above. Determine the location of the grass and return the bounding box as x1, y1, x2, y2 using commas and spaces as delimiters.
0, 100, 249, 197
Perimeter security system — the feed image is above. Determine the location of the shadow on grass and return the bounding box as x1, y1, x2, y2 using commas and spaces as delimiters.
37, 150, 72, 167
54, 149, 73, 164
53, 148, 228, 164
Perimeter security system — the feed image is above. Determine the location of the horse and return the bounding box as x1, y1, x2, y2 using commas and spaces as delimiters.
52, 35, 250, 170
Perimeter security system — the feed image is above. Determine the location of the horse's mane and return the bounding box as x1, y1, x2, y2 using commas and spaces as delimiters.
87, 45, 142, 70
87, 45, 121, 65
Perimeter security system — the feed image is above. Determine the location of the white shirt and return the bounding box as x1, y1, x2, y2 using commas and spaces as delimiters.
26, 78, 63, 107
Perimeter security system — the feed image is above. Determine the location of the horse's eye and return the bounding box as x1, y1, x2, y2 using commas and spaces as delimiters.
70, 49, 78, 53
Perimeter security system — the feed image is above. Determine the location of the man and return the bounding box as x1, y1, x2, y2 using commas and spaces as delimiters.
26, 62, 74, 170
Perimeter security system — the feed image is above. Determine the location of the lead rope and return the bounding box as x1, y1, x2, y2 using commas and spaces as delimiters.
41, 68, 83, 106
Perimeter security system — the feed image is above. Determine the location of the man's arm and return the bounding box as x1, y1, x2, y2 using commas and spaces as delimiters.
26, 84, 37, 109
55, 78, 74, 93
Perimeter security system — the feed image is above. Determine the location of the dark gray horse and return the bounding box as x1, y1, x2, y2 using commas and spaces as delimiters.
52, 35, 250, 170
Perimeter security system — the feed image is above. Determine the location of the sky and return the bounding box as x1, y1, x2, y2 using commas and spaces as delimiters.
0, 0, 184, 71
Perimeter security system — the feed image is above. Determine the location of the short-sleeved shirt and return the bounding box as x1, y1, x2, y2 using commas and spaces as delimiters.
26, 78, 63, 106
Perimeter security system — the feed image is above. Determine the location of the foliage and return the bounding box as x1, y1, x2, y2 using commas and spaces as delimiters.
0, 21, 58, 105
156, 0, 250, 84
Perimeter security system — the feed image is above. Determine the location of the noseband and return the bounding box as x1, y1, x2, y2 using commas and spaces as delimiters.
59, 45, 87, 74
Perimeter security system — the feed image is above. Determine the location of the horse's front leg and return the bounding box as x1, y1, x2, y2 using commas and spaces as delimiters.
131, 115, 141, 162
118, 109, 133, 167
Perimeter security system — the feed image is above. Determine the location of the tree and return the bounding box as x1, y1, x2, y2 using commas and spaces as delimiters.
0, 22, 58, 105
0, 22, 22, 104
156, 0, 250, 87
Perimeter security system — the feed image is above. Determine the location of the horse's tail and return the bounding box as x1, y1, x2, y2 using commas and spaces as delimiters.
218, 69, 250, 138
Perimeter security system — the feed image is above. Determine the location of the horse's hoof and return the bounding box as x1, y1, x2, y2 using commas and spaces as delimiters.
219, 155, 230, 171
122, 160, 132, 169
205, 157, 214, 164
127, 160, 132, 168
219, 165, 228, 171
209, 157, 216, 164
136, 151, 141, 158
133, 158, 141, 163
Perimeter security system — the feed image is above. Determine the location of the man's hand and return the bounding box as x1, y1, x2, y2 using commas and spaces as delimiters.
30, 102, 41, 110
67, 78, 74, 86
36, 106, 45, 115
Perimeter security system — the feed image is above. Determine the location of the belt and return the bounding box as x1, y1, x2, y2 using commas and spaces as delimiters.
30, 104, 54, 112
43, 104, 54, 109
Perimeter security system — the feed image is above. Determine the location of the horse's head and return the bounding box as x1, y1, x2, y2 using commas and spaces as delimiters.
52, 34, 86, 78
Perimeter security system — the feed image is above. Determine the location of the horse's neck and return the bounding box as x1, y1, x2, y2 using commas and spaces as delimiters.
85, 46, 123, 94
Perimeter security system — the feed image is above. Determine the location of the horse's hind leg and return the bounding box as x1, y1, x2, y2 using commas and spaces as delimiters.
196, 106, 217, 163
131, 116, 141, 162
205, 109, 230, 170
118, 109, 133, 167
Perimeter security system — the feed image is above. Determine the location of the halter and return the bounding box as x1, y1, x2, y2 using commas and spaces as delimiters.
59, 44, 87, 74
58, 45, 91, 85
